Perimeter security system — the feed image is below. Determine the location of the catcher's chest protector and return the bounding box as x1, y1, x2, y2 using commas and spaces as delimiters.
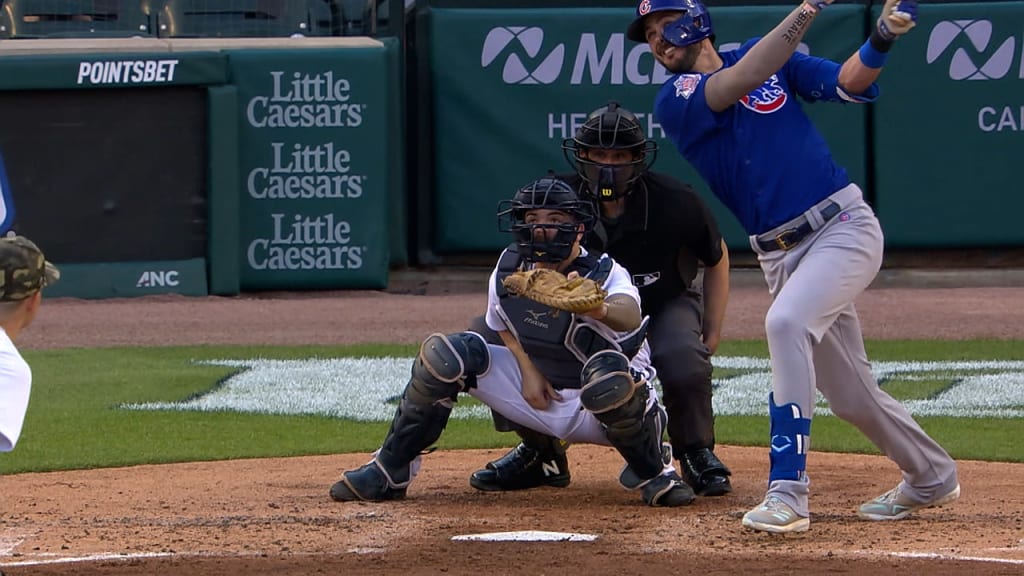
494, 245, 612, 390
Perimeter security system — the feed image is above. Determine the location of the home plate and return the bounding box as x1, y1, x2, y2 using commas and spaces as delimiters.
451, 531, 598, 542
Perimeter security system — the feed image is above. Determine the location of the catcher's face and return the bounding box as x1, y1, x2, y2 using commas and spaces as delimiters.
521, 208, 584, 264
524, 209, 580, 239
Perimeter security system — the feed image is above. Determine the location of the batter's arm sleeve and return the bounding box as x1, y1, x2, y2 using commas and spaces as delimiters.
704, 4, 821, 112
701, 239, 730, 355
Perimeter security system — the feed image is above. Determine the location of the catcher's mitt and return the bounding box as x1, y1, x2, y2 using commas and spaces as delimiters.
502, 268, 607, 314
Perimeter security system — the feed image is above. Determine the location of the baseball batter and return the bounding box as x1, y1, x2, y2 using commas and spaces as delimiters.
626, 0, 959, 532
330, 177, 696, 507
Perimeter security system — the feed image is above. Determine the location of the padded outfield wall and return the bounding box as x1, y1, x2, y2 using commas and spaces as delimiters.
0, 37, 405, 298
416, 0, 1024, 256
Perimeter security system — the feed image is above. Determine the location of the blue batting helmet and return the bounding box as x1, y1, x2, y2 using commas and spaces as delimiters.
625, 0, 714, 47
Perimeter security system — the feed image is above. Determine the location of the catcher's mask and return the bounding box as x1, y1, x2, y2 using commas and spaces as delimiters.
497, 177, 595, 263
626, 0, 715, 48
562, 101, 657, 202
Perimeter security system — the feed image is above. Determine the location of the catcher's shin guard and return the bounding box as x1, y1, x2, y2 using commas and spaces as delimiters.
330, 394, 446, 502
580, 351, 695, 506
330, 332, 490, 502
469, 428, 571, 491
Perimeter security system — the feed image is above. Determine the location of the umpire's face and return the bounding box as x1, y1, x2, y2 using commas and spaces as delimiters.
582, 147, 633, 166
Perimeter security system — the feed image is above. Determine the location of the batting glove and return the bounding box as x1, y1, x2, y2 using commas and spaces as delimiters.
877, 0, 918, 41
803, 0, 834, 11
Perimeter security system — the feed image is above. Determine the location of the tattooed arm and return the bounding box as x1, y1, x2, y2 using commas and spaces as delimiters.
704, 2, 825, 112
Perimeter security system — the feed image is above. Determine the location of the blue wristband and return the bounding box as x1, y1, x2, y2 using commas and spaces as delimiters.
859, 39, 889, 69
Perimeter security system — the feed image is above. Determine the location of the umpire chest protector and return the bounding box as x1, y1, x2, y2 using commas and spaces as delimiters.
495, 245, 643, 390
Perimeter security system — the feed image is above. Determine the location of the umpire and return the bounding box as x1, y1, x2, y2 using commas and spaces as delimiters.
470, 101, 733, 496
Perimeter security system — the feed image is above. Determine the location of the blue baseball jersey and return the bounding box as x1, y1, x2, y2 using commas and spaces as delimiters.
0, 148, 13, 234
655, 39, 878, 235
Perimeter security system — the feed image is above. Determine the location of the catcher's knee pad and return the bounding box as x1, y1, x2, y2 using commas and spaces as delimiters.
579, 350, 637, 414
407, 332, 490, 404
768, 393, 811, 482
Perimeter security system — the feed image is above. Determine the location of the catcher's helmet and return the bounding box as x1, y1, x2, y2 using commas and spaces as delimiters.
562, 101, 657, 201
626, 0, 714, 48
497, 177, 595, 263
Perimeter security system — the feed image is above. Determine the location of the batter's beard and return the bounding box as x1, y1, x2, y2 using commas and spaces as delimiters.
662, 43, 703, 74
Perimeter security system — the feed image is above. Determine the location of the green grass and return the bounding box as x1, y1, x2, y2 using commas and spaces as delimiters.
1, 340, 1021, 474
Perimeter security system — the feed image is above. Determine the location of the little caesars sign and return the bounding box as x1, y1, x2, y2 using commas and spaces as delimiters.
243, 69, 369, 274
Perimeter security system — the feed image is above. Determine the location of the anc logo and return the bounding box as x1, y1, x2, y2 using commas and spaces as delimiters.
926, 20, 1016, 80
481, 26, 565, 85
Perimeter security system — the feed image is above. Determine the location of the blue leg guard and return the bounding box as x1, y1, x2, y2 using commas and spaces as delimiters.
768, 393, 811, 482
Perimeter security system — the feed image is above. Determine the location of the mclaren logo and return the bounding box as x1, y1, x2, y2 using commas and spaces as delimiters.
926, 20, 1018, 80
481, 27, 565, 85
523, 309, 550, 329
480, 27, 673, 86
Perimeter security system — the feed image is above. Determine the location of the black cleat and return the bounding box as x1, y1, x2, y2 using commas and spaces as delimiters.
680, 448, 733, 497
641, 472, 697, 507
470, 442, 571, 491
330, 461, 407, 502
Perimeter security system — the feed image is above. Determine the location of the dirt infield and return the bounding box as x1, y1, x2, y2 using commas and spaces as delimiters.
2, 273, 1024, 575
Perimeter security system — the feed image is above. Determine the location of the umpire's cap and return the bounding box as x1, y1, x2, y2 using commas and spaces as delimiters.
0, 235, 60, 301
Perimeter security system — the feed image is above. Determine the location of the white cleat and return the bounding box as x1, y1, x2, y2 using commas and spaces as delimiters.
858, 483, 961, 521
742, 495, 810, 533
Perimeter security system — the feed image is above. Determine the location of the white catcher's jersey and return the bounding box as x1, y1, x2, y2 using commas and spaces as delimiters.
483, 247, 654, 380
470, 248, 666, 461
0, 327, 32, 452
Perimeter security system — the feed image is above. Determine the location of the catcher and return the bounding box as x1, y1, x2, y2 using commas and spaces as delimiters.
329, 176, 696, 507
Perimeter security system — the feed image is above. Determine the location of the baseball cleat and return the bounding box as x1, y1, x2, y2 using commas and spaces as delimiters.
742, 496, 810, 533
641, 472, 696, 507
857, 483, 960, 521
330, 461, 407, 502
680, 448, 733, 497
469, 443, 571, 491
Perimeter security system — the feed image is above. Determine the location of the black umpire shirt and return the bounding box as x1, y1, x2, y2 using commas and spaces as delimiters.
559, 171, 725, 317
